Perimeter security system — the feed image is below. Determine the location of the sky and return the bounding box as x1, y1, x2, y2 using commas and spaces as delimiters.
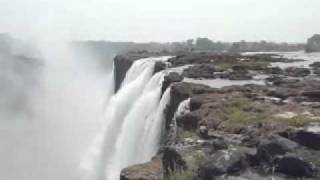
0, 0, 319, 42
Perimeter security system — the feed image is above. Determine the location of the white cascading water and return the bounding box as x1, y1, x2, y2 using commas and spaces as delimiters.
82, 57, 171, 180
168, 98, 190, 143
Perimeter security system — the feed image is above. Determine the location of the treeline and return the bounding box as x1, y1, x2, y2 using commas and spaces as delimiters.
180, 38, 305, 52
73, 37, 306, 55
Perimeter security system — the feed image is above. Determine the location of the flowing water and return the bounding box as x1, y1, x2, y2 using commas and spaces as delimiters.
82, 56, 171, 180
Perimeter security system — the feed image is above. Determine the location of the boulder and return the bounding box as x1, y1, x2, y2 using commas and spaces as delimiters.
161, 147, 187, 176
284, 129, 320, 150
257, 135, 298, 163
211, 138, 229, 151
120, 158, 163, 180
197, 149, 248, 179
176, 112, 201, 130
275, 155, 316, 178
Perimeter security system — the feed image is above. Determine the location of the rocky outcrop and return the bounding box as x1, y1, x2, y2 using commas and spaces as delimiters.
118, 51, 320, 180
257, 135, 298, 164
113, 52, 169, 92
306, 34, 320, 52
176, 112, 201, 130
284, 67, 311, 77
275, 155, 316, 177
282, 128, 320, 150
182, 64, 217, 79
161, 147, 187, 176
197, 148, 248, 179
164, 82, 213, 130
114, 55, 135, 92
120, 158, 163, 180
161, 72, 183, 94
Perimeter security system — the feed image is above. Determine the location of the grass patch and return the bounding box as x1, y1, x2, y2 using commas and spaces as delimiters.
166, 151, 206, 180
223, 98, 257, 125
276, 115, 311, 127
177, 129, 194, 141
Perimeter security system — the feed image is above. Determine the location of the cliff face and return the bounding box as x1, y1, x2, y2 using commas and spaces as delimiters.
113, 55, 134, 92
113, 52, 168, 92
306, 34, 320, 53
116, 52, 320, 180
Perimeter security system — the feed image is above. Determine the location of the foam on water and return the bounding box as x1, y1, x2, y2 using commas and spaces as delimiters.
82, 57, 171, 180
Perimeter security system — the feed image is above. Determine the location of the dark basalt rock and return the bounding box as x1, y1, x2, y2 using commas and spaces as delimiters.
161, 72, 183, 94
264, 67, 284, 75
284, 67, 311, 77
271, 77, 300, 86
120, 158, 163, 180
310, 62, 320, 68
164, 82, 213, 130
161, 147, 187, 176
168, 52, 241, 67
197, 149, 248, 179
283, 129, 320, 150
211, 138, 229, 151
154, 61, 166, 74
113, 54, 141, 92
182, 64, 216, 79
228, 71, 253, 80
275, 155, 316, 178
301, 91, 320, 102
113, 52, 170, 92
266, 88, 299, 100
176, 112, 201, 130
257, 135, 298, 163
314, 68, 320, 75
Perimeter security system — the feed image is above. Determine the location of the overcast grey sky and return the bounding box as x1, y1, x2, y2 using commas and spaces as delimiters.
0, 0, 319, 42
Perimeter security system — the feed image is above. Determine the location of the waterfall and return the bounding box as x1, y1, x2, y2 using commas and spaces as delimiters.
168, 98, 190, 145
82, 56, 171, 180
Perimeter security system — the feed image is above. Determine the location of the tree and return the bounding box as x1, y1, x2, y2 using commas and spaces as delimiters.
195, 37, 215, 50
306, 34, 320, 52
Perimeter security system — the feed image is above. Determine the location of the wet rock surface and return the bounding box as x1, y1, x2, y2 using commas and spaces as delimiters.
117, 51, 320, 179
120, 158, 163, 180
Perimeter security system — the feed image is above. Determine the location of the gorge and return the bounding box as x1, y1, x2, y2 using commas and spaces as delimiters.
2, 36, 320, 180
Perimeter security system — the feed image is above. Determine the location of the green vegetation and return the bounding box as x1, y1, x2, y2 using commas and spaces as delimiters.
285, 116, 309, 127
223, 98, 257, 125
166, 151, 206, 180
177, 128, 194, 141
222, 97, 317, 128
